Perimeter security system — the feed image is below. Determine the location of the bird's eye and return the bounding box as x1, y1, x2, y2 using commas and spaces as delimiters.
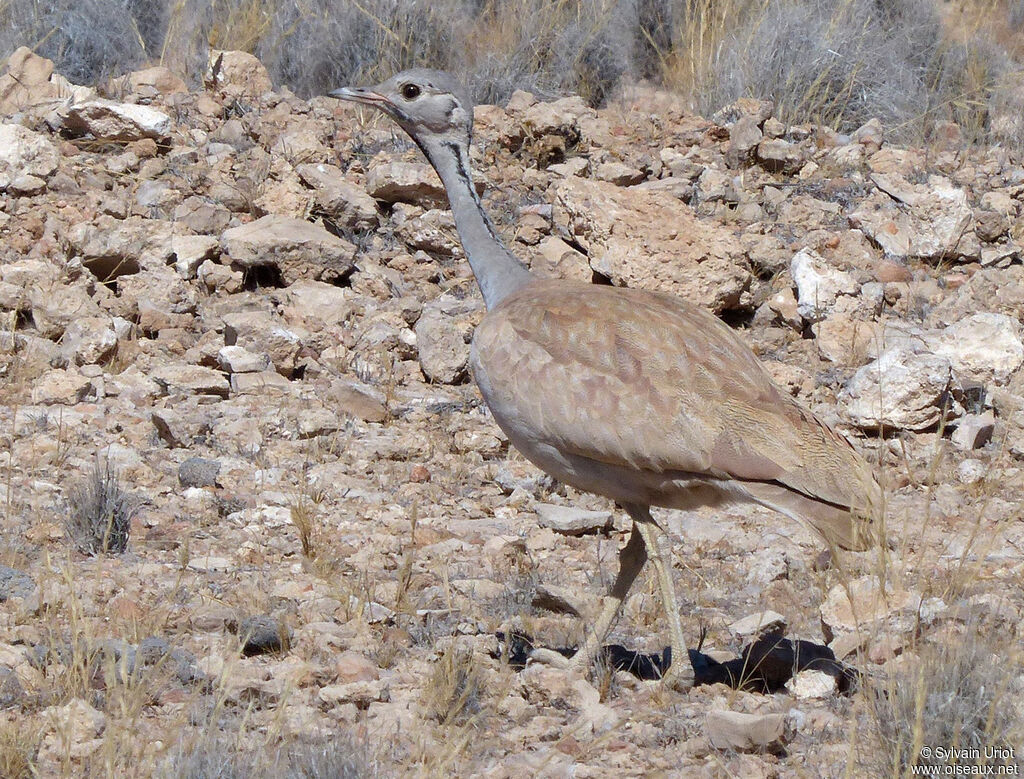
401, 83, 421, 100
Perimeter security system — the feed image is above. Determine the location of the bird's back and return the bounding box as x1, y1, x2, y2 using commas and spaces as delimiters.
471, 279, 881, 551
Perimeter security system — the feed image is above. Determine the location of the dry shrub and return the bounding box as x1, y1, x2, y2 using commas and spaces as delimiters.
423, 644, 482, 727
64, 459, 139, 555
159, 732, 372, 779
865, 620, 1024, 776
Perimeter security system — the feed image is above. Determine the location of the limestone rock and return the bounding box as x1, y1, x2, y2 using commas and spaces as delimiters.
849, 174, 973, 261
790, 249, 859, 322
296, 162, 379, 229
786, 670, 837, 700
756, 138, 805, 174
951, 412, 995, 450
706, 710, 787, 753
552, 177, 750, 313
535, 504, 613, 536
318, 679, 389, 707
0, 125, 59, 190
0, 47, 93, 115
41, 698, 106, 761
220, 215, 356, 285
63, 100, 172, 141
820, 575, 946, 647
840, 347, 952, 431
932, 313, 1024, 386
207, 50, 273, 98
366, 160, 446, 208
151, 365, 229, 398
414, 304, 470, 384
31, 369, 96, 405
60, 317, 117, 366
728, 610, 787, 640
326, 378, 388, 423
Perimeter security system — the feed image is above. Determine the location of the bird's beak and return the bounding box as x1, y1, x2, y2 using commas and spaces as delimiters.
328, 86, 390, 107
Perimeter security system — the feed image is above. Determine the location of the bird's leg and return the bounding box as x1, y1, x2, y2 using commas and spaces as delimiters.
569, 520, 647, 673
626, 505, 695, 691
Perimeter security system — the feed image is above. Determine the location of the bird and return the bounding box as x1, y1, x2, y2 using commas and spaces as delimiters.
329, 69, 883, 690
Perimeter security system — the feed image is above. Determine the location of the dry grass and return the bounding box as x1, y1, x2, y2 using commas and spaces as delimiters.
1, 0, 1021, 142
64, 458, 139, 555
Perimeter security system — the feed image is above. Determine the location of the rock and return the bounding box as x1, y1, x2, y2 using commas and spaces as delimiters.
220, 215, 356, 286
151, 365, 229, 398
0, 667, 24, 708
366, 160, 446, 208
955, 459, 988, 484
552, 177, 750, 313
121, 66, 187, 99
530, 236, 591, 281
414, 306, 469, 384
67, 215, 176, 276
594, 161, 644, 186
217, 345, 271, 374
295, 163, 379, 229
812, 314, 879, 365
297, 408, 342, 438
275, 279, 357, 329
951, 412, 995, 450
0, 47, 93, 115
790, 249, 859, 322
222, 310, 304, 377
728, 610, 787, 640
59, 317, 117, 366
853, 118, 884, 151
840, 347, 952, 431
207, 50, 273, 98
230, 370, 292, 394
0, 125, 59, 192
571, 678, 619, 734
727, 115, 763, 167
931, 313, 1024, 386
534, 503, 613, 535
63, 100, 172, 141
41, 698, 106, 760
706, 710, 787, 753
820, 575, 946, 646
756, 138, 805, 174
238, 615, 290, 656
318, 679, 389, 708
849, 174, 973, 261
30, 369, 96, 405
786, 669, 837, 700
0, 565, 35, 601
327, 378, 388, 422
332, 651, 379, 684
532, 583, 599, 619
178, 457, 221, 488
151, 408, 207, 448
171, 235, 220, 279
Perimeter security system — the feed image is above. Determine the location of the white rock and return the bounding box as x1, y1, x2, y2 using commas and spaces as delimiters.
786, 670, 837, 700
931, 313, 1024, 386
64, 99, 172, 140
955, 459, 988, 484
840, 346, 952, 431
951, 412, 995, 450
728, 610, 787, 640
217, 345, 271, 374
790, 248, 859, 321
706, 710, 787, 753
534, 503, 613, 535
0, 124, 59, 189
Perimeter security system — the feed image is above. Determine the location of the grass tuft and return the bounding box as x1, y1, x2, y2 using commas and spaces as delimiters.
64, 459, 139, 555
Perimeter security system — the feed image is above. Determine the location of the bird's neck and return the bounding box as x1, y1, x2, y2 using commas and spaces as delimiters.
421, 136, 532, 310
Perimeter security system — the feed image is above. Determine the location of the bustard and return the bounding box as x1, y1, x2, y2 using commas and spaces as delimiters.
330, 69, 882, 690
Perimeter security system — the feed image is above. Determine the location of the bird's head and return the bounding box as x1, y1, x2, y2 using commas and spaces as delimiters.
329, 69, 473, 148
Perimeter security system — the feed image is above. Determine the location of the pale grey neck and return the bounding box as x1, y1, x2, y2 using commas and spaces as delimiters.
420, 136, 532, 310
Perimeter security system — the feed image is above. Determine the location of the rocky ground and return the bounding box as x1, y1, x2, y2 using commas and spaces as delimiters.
0, 46, 1022, 777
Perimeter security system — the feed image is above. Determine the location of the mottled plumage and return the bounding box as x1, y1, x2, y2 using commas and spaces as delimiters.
472, 280, 880, 550
331, 69, 883, 690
